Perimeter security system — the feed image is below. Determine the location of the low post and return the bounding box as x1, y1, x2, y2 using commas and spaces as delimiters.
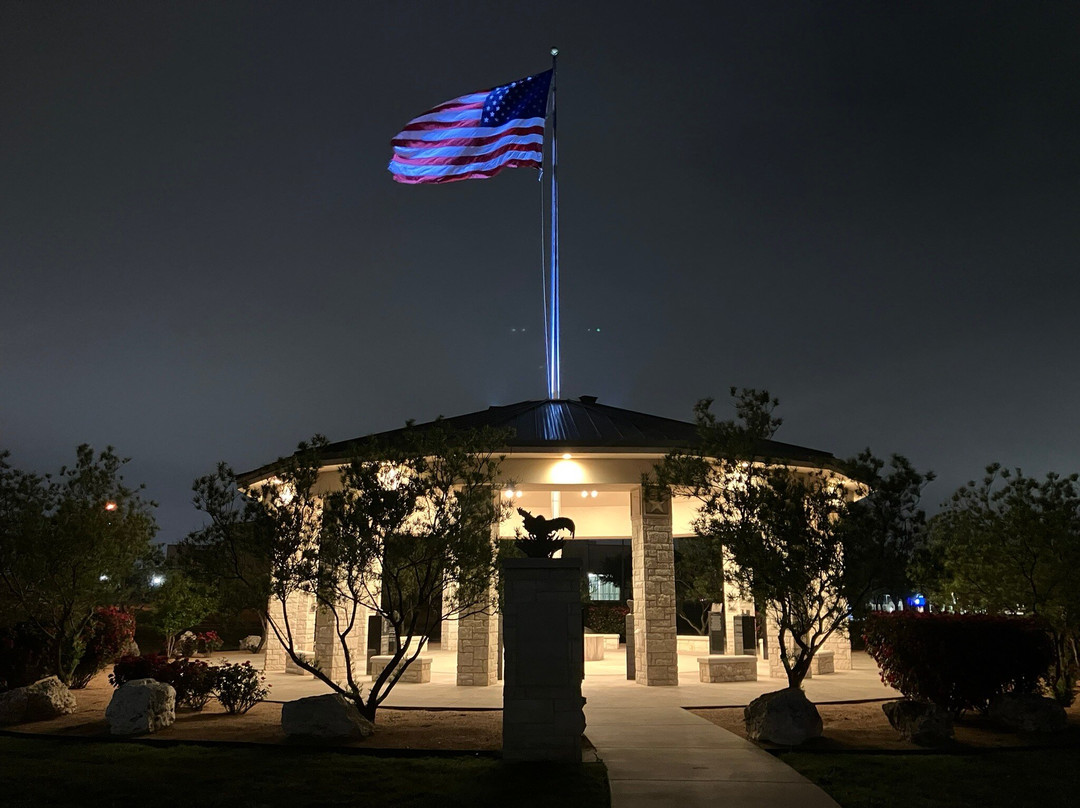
502, 557, 585, 762
625, 599, 635, 680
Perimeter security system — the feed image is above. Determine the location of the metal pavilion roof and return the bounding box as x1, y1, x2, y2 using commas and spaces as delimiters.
239, 397, 836, 484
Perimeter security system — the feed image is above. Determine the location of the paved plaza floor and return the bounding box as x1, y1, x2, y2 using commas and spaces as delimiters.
263, 646, 897, 808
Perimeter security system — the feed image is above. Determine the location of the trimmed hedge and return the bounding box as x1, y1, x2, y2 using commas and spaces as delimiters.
584, 604, 629, 639
863, 611, 1054, 714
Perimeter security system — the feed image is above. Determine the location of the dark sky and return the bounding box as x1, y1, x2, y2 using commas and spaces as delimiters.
3, 1, 1079, 541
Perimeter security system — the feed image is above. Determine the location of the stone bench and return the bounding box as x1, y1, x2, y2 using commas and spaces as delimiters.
698, 655, 758, 683
583, 635, 606, 661
678, 635, 710, 654
369, 655, 431, 684
585, 633, 620, 651
810, 650, 835, 675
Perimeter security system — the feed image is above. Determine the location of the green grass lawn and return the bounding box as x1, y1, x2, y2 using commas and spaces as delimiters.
0, 736, 610, 808
781, 749, 1080, 808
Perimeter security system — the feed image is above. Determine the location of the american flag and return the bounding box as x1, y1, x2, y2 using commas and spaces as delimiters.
388, 70, 553, 185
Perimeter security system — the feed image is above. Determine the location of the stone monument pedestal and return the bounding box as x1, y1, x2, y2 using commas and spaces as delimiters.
502, 557, 585, 762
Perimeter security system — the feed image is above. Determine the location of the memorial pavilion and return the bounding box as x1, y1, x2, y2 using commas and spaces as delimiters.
244, 396, 853, 686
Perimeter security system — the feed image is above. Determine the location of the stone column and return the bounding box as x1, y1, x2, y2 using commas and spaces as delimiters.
263, 590, 314, 673
456, 603, 499, 686
313, 601, 368, 685
819, 623, 853, 671
441, 583, 459, 652
502, 557, 585, 762
629, 486, 679, 686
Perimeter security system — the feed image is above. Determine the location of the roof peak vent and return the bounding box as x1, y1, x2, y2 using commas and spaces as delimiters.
578, 395, 598, 404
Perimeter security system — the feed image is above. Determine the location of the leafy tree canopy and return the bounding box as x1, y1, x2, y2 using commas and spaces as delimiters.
920, 465, 1080, 703
0, 446, 159, 684
195, 424, 510, 722
655, 389, 931, 687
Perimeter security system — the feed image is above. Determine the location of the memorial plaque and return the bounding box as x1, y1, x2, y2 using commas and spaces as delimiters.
708, 611, 726, 655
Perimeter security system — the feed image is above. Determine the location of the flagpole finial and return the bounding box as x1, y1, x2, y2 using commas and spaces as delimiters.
551, 47, 558, 57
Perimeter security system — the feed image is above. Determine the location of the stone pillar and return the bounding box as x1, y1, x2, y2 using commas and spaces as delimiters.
441, 584, 459, 652
456, 603, 499, 686
629, 486, 679, 686
313, 601, 368, 685
263, 590, 315, 673
502, 557, 585, 762
819, 623, 853, 671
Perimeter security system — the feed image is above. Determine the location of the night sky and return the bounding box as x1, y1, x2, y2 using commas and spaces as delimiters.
3, 2, 1079, 541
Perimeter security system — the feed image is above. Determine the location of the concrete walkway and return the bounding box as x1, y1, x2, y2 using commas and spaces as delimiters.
259, 647, 896, 807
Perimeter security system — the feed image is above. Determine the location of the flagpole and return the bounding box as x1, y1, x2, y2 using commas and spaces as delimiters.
548, 47, 560, 400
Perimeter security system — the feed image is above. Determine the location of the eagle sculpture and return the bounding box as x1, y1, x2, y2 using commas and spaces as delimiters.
515, 507, 576, 559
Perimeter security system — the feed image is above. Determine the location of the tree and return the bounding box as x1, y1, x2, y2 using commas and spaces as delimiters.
654, 389, 932, 688
182, 464, 274, 649
921, 465, 1080, 704
0, 446, 159, 684
195, 425, 508, 724
149, 572, 217, 657
673, 536, 725, 635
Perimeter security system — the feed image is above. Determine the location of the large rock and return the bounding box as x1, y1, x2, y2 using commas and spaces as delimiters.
882, 699, 953, 745
240, 635, 262, 653
744, 687, 823, 745
988, 693, 1067, 733
24, 677, 77, 720
281, 693, 374, 740
105, 678, 176, 735
0, 687, 29, 725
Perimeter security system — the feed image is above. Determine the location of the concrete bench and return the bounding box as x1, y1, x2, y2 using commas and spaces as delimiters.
810, 650, 835, 675
583, 635, 606, 661
284, 651, 316, 676
698, 655, 757, 683
585, 633, 620, 651
370, 654, 431, 684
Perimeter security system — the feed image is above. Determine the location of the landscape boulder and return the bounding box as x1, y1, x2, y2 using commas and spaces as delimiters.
281, 693, 374, 740
988, 693, 1067, 733
24, 677, 77, 721
105, 678, 176, 735
0, 687, 29, 725
744, 687, 823, 745
240, 635, 262, 653
882, 699, 953, 745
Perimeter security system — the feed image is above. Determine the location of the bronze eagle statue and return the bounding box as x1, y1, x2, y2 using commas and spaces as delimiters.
515, 507, 576, 558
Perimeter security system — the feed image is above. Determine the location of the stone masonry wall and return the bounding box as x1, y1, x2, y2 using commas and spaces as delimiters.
630, 487, 679, 686
263, 590, 315, 673
502, 557, 585, 762
314, 601, 368, 685
456, 605, 499, 686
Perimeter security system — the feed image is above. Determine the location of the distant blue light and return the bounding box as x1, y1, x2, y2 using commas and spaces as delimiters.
907, 593, 926, 608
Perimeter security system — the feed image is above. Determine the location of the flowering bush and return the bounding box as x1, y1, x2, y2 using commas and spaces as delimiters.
71, 606, 137, 688
110, 654, 216, 710
863, 611, 1054, 714
213, 661, 268, 714
196, 631, 223, 655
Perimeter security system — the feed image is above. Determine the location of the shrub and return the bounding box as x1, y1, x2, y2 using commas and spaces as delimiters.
584, 604, 629, 639
70, 606, 137, 689
196, 631, 223, 655
0, 622, 51, 691
109, 654, 215, 710
213, 661, 268, 714
863, 611, 1054, 714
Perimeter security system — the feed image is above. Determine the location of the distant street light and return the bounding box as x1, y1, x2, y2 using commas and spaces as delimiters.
104, 501, 118, 511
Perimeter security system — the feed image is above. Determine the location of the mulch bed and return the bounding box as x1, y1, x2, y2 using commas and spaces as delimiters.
9, 670, 502, 750
691, 698, 1080, 752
